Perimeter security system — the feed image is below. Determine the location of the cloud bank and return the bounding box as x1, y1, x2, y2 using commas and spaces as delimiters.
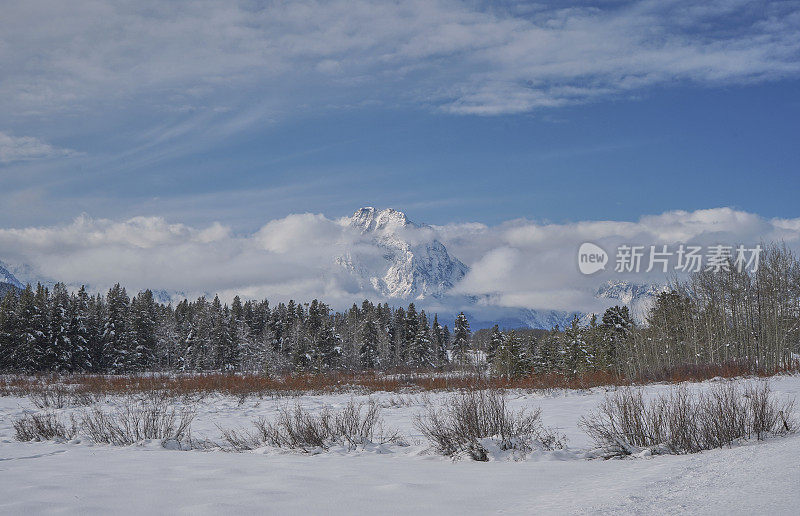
1, 207, 798, 315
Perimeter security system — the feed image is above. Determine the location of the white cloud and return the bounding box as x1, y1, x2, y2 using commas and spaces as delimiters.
448, 207, 800, 311
0, 207, 799, 315
255, 214, 344, 253
0, 132, 77, 163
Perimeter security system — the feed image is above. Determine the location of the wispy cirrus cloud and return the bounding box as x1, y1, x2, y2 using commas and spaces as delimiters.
0, 132, 78, 164
1, 0, 798, 121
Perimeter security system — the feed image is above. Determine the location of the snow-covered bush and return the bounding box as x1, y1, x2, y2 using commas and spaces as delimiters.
580, 381, 796, 458
220, 399, 398, 452
14, 411, 77, 441
414, 390, 565, 461
81, 397, 195, 446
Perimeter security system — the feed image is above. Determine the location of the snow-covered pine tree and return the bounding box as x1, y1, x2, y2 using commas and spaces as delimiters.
305, 299, 325, 371
208, 296, 229, 370
12, 286, 38, 372
174, 298, 193, 371
431, 314, 448, 366
288, 301, 313, 370
239, 306, 275, 373
317, 317, 341, 371
0, 290, 18, 370
359, 316, 380, 369
375, 302, 393, 367
32, 285, 50, 369
410, 310, 433, 368
533, 327, 561, 374
67, 286, 93, 372
87, 293, 105, 372
493, 329, 524, 378
292, 303, 312, 371
103, 284, 130, 373
47, 283, 71, 371
564, 316, 592, 375
600, 305, 633, 373
487, 324, 503, 365
452, 312, 471, 364
194, 297, 216, 370
223, 297, 245, 371
339, 302, 363, 370
155, 302, 178, 370
388, 307, 405, 368
129, 290, 158, 371
402, 303, 419, 366
269, 301, 287, 356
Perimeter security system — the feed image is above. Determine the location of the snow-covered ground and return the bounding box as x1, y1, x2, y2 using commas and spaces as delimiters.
2, 376, 800, 515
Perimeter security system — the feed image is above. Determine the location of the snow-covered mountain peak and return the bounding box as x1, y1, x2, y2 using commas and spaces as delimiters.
349, 207, 414, 233
340, 207, 467, 299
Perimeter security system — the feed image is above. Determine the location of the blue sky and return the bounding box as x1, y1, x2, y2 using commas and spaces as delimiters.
158, 80, 800, 229
1, 0, 799, 232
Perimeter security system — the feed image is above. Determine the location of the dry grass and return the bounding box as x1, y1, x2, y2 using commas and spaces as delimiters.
1, 359, 798, 399
635, 360, 800, 384
219, 399, 398, 452
14, 396, 195, 445
80, 397, 195, 446
580, 380, 797, 458
14, 412, 77, 441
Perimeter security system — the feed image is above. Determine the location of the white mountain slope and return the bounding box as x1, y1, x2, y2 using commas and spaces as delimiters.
0, 260, 23, 289
595, 280, 667, 323
0, 260, 24, 297
338, 207, 469, 299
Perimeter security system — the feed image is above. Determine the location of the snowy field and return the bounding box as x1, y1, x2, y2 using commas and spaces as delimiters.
2, 376, 800, 515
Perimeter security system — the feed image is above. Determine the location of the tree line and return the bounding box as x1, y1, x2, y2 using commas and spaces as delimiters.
625, 242, 800, 376
0, 283, 473, 374
1, 242, 798, 377
482, 243, 800, 378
